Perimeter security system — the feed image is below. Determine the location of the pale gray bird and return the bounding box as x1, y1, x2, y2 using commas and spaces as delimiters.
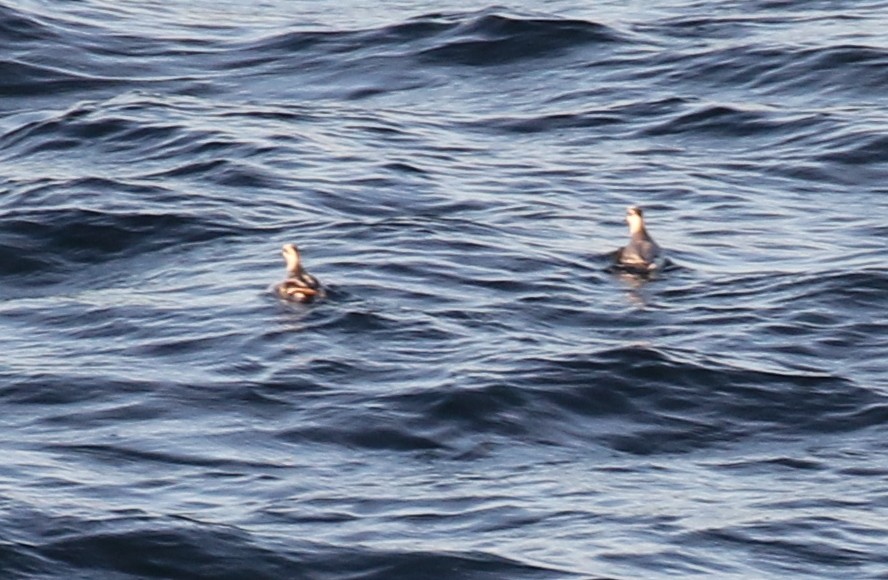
616, 206, 665, 272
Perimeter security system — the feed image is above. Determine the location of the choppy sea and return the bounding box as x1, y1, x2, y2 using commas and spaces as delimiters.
2, 0, 887, 577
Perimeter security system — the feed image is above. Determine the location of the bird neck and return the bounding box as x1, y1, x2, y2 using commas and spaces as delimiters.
284, 251, 302, 275
627, 217, 647, 236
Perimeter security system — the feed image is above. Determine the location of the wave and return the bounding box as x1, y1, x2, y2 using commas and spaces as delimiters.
244, 9, 623, 66
2, 1, 885, 108
0, 4, 61, 46
414, 12, 623, 66
1, 97, 250, 161
0, 207, 237, 279
648, 40, 888, 98
0, 5, 618, 108
639, 103, 823, 140
255, 340, 885, 457
0, 59, 125, 99
4, 515, 564, 580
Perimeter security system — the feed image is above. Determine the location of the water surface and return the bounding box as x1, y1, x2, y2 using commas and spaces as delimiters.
1, 0, 887, 577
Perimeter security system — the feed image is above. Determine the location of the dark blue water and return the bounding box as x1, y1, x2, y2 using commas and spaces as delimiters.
2, 0, 888, 577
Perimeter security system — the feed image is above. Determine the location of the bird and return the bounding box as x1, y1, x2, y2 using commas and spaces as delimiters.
615, 206, 665, 272
275, 243, 323, 303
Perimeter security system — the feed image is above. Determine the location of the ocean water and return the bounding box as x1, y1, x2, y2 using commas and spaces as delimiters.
1, 0, 887, 577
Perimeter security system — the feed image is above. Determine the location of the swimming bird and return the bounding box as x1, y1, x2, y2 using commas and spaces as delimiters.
616, 206, 665, 272
276, 243, 323, 303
